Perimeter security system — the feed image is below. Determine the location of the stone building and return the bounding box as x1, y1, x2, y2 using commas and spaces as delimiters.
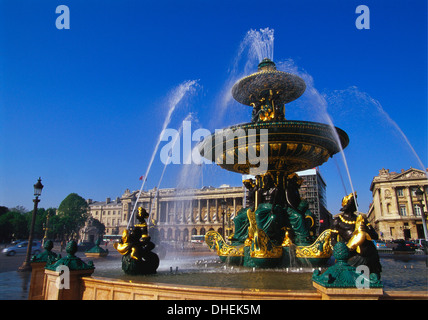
86, 186, 245, 242
368, 168, 428, 240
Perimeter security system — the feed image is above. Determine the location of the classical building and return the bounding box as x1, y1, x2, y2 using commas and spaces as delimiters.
368, 168, 428, 240
86, 186, 245, 242
84, 171, 332, 242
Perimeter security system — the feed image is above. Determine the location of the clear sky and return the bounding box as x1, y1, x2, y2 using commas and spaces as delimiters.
0, 0, 426, 216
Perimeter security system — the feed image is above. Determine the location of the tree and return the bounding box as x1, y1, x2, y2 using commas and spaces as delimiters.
0, 206, 9, 216
57, 193, 89, 240
0, 210, 28, 242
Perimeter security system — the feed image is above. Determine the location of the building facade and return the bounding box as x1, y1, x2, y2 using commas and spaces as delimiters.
84, 171, 331, 242
86, 186, 245, 242
368, 168, 428, 240
297, 169, 332, 233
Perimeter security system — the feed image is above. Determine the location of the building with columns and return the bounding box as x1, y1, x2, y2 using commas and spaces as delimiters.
368, 168, 428, 240
84, 170, 333, 243
86, 186, 244, 242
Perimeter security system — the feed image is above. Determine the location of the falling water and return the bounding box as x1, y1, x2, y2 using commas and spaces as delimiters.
149, 113, 195, 223
127, 80, 199, 228
156, 113, 194, 191
277, 59, 359, 210
341, 87, 426, 173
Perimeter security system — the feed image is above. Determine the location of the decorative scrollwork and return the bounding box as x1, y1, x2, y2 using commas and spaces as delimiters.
205, 231, 244, 257
295, 229, 333, 258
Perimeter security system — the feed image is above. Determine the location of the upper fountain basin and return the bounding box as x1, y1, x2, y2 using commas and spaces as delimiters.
231, 59, 306, 106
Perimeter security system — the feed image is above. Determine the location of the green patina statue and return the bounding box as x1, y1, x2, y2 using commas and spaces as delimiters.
31, 240, 59, 263
45, 240, 94, 271
312, 241, 382, 288
85, 238, 109, 257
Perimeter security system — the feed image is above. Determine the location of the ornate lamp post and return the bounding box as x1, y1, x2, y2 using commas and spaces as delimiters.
221, 198, 227, 239
415, 187, 428, 241
42, 209, 53, 247
18, 177, 44, 272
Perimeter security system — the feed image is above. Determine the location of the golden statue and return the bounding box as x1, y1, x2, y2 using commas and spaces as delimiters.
113, 207, 159, 274
331, 192, 382, 277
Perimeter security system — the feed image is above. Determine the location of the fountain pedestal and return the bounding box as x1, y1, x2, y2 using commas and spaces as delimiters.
43, 240, 95, 300
312, 242, 383, 299
312, 283, 383, 300
29, 240, 58, 300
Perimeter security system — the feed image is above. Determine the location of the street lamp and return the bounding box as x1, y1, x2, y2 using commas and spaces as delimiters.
415, 187, 428, 241
221, 198, 227, 239
18, 177, 44, 272
42, 209, 54, 247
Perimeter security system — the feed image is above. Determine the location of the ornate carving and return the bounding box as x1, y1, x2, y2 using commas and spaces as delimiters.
295, 229, 333, 258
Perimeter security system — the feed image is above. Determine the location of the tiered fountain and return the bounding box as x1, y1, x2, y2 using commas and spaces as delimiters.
200, 58, 349, 268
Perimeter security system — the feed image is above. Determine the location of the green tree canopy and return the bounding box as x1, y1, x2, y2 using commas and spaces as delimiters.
0, 210, 28, 242
57, 193, 88, 240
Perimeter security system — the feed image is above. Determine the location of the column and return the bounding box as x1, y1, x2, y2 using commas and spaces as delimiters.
207, 199, 210, 223
408, 186, 415, 216
197, 199, 201, 223
391, 187, 400, 215
406, 187, 413, 216
182, 201, 185, 224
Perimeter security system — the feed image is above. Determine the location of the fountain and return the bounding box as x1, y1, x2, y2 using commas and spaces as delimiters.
199, 58, 349, 268
29, 55, 428, 299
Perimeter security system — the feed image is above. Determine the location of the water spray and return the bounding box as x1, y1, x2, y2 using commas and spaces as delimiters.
127, 80, 198, 228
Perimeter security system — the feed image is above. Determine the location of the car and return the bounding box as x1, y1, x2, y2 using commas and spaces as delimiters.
2, 241, 42, 256
392, 239, 417, 252
412, 239, 428, 250
372, 240, 387, 249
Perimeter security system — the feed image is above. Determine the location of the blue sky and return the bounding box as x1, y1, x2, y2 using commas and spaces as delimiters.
0, 0, 426, 216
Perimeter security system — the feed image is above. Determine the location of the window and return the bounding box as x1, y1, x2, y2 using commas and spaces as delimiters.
399, 205, 407, 216
414, 205, 422, 216
386, 203, 391, 213
397, 188, 404, 197
390, 227, 395, 238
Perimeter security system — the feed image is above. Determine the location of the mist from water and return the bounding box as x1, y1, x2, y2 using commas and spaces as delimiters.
277, 59, 359, 210
128, 80, 199, 227
327, 86, 426, 174
215, 28, 275, 127
155, 113, 194, 193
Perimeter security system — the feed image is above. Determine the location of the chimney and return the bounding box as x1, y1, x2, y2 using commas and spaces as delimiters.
106, 197, 111, 204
